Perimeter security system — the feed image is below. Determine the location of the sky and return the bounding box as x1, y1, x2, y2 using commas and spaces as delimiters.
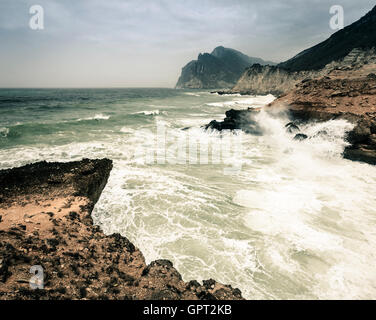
0, 0, 375, 88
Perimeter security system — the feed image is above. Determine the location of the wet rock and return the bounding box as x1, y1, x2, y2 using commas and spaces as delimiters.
0, 159, 243, 300
294, 133, 308, 141
285, 122, 300, 133
343, 145, 376, 165
346, 120, 372, 144
205, 108, 263, 134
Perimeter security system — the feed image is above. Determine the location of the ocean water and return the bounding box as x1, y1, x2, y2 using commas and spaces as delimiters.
1, 88, 376, 299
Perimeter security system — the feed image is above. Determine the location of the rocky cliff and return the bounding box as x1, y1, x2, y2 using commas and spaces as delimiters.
230, 5, 376, 95
206, 66, 376, 165
268, 69, 376, 165
231, 48, 376, 96
176, 46, 275, 89
279, 6, 376, 71
0, 159, 243, 300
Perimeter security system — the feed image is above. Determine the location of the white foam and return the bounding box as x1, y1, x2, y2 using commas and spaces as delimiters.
206, 94, 276, 109
2, 94, 376, 300
134, 110, 163, 116
76, 113, 110, 121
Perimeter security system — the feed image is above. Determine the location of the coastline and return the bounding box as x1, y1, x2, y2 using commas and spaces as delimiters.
206, 69, 376, 165
0, 159, 243, 300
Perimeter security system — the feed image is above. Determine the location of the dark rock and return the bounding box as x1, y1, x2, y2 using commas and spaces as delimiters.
205, 108, 263, 134
343, 145, 376, 165
294, 133, 308, 141
150, 289, 180, 300
187, 280, 201, 290
197, 291, 217, 300
346, 120, 372, 144
285, 122, 300, 133
176, 46, 275, 89
0, 158, 113, 206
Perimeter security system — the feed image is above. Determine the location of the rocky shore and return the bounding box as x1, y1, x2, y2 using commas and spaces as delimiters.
0, 159, 243, 300
206, 50, 376, 165
268, 72, 376, 165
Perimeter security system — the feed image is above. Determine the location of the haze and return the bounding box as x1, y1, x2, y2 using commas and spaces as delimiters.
0, 0, 374, 88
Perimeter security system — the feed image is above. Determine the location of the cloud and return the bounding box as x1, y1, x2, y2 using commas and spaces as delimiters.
0, 0, 374, 87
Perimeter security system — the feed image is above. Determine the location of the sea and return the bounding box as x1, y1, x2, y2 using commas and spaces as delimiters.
1, 88, 376, 299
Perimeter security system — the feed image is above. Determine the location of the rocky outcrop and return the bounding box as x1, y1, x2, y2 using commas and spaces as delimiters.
230, 64, 315, 96
0, 159, 243, 300
228, 5, 376, 96
205, 108, 263, 135
176, 46, 275, 89
269, 75, 376, 165
228, 48, 376, 96
206, 73, 376, 165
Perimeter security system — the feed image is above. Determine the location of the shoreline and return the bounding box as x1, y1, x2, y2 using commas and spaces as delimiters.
0, 159, 243, 300
206, 72, 376, 166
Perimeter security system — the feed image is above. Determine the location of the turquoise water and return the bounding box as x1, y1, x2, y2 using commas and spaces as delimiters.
1, 88, 376, 299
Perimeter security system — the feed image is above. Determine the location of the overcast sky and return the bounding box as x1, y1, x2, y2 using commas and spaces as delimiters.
0, 0, 374, 88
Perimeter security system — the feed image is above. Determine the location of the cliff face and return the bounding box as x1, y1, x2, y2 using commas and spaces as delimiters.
278, 6, 376, 71
231, 48, 376, 96
0, 159, 243, 300
230, 5, 376, 95
231, 64, 315, 96
175, 46, 275, 89
268, 71, 376, 165
207, 69, 376, 165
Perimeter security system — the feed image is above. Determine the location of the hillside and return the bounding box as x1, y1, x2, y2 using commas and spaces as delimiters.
175, 46, 275, 89
278, 6, 376, 71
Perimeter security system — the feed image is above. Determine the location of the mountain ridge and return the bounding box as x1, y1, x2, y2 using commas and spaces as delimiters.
229, 5, 376, 96
278, 5, 376, 71
175, 46, 275, 89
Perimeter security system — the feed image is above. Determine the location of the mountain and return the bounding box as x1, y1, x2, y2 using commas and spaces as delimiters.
278, 6, 376, 71
231, 5, 376, 95
175, 46, 276, 89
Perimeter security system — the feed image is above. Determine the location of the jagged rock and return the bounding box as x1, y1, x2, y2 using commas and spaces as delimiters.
294, 133, 308, 141
0, 159, 243, 300
176, 46, 275, 89
285, 122, 300, 133
205, 108, 263, 135
269, 74, 376, 165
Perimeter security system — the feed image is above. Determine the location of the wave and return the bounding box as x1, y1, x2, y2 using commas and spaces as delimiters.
206, 94, 276, 108
211, 93, 242, 97
133, 110, 166, 116
76, 113, 111, 121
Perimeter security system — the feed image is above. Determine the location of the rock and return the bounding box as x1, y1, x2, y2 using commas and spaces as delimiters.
268, 70, 376, 165
205, 108, 263, 134
176, 46, 275, 89
368, 134, 376, 146
294, 133, 308, 141
0, 159, 243, 300
285, 122, 300, 133
231, 5, 376, 96
346, 120, 372, 144
343, 145, 376, 165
